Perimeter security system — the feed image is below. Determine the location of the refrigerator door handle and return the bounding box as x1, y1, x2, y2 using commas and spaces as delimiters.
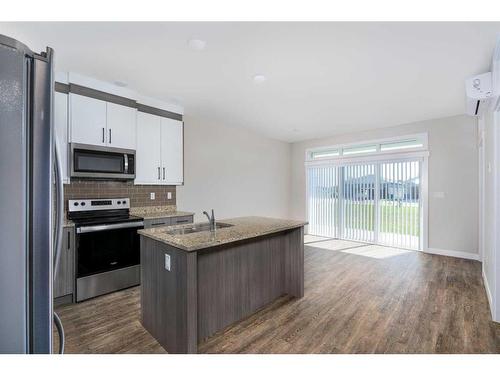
53, 135, 65, 355
53, 139, 64, 279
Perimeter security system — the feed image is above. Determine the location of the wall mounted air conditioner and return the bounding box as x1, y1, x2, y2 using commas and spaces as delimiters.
465, 72, 493, 116
465, 36, 500, 116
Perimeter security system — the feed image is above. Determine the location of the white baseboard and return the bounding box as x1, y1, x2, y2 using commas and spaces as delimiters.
424, 247, 480, 261
482, 267, 495, 321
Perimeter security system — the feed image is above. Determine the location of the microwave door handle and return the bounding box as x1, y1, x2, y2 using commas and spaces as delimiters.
124, 154, 129, 174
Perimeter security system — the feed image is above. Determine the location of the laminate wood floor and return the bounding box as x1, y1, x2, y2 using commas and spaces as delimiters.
55, 240, 500, 354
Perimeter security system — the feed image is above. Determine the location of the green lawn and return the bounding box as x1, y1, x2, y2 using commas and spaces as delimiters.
344, 201, 420, 236
311, 200, 420, 236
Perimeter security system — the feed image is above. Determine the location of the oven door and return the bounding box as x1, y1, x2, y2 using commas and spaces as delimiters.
76, 221, 143, 278
71, 143, 135, 180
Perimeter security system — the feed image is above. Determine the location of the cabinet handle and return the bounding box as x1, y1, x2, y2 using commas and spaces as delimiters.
67, 231, 70, 250
151, 222, 166, 226
163, 167, 165, 180
176, 219, 190, 223
109, 128, 112, 144
102, 128, 105, 143
158, 167, 161, 180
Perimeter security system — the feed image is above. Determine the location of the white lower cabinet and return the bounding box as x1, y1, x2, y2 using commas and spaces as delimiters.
54, 91, 70, 184
136, 112, 184, 185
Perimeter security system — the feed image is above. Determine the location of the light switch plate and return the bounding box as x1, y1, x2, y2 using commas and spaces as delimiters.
167, 192, 172, 200
150, 192, 155, 200
165, 254, 171, 271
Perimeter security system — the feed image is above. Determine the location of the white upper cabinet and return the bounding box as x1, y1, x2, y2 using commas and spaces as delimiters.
70, 94, 137, 149
63, 72, 184, 185
106, 102, 137, 150
135, 113, 184, 185
54, 91, 70, 184
160, 118, 183, 185
70, 94, 107, 146
135, 112, 162, 184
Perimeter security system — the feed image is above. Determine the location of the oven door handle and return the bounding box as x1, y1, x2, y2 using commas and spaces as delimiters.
77, 221, 144, 234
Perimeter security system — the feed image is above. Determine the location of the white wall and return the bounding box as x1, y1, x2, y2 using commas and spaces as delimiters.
290, 114, 479, 256
177, 114, 292, 222
482, 109, 499, 322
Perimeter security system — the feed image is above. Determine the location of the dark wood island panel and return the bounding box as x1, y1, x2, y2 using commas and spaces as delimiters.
140, 226, 304, 354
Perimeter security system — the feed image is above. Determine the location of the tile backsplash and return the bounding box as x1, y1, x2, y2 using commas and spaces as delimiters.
63, 180, 176, 209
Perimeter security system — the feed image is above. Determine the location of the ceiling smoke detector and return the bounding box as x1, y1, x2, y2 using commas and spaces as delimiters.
188, 38, 207, 51
253, 74, 267, 84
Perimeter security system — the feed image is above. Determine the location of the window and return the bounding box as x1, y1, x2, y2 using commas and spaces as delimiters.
306, 134, 427, 162
311, 149, 340, 159
380, 139, 423, 152
343, 144, 377, 155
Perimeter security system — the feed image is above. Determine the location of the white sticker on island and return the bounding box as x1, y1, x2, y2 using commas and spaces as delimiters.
165, 253, 171, 271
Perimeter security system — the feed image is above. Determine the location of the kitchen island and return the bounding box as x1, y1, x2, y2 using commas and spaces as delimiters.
138, 216, 306, 353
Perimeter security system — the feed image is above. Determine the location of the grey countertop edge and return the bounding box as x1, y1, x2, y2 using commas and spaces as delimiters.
138, 221, 308, 252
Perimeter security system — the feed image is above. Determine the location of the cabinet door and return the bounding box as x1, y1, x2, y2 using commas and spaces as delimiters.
170, 215, 193, 225
160, 118, 184, 185
135, 112, 162, 184
54, 92, 69, 184
54, 228, 75, 299
143, 217, 172, 229
70, 93, 107, 146
106, 102, 137, 149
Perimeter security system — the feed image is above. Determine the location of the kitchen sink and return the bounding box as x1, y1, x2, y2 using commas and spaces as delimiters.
164, 222, 233, 235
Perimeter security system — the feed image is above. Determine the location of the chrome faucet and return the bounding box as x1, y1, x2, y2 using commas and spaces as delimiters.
203, 209, 216, 232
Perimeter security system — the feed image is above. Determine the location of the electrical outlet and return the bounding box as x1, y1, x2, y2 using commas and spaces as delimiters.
167, 192, 172, 200
150, 192, 155, 200
165, 254, 171, 271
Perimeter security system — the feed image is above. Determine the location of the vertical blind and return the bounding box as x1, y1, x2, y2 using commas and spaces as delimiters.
307, 166, 340, 238
343, 164, 376, 243
307, 159, 421, 250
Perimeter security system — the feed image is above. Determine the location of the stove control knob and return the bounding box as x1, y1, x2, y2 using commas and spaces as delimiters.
74, 202, 79, 206
117, 201, 121, 205
122, 200, 126, 204
81, 202, 86, 206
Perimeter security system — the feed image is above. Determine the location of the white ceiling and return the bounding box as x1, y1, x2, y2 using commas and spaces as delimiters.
1, 22, 499, 142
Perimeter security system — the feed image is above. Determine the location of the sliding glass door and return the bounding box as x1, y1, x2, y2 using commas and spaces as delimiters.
307, 158, 422, 250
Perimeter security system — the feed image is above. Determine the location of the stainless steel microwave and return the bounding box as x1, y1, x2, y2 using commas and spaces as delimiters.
70, 143, 136, 180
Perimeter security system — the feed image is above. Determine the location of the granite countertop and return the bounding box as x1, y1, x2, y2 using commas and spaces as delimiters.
130, 206, 194, 220
138, 216, 307, 251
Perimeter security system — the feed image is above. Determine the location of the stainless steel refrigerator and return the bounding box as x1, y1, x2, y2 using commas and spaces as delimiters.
0, 34, 64, 353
